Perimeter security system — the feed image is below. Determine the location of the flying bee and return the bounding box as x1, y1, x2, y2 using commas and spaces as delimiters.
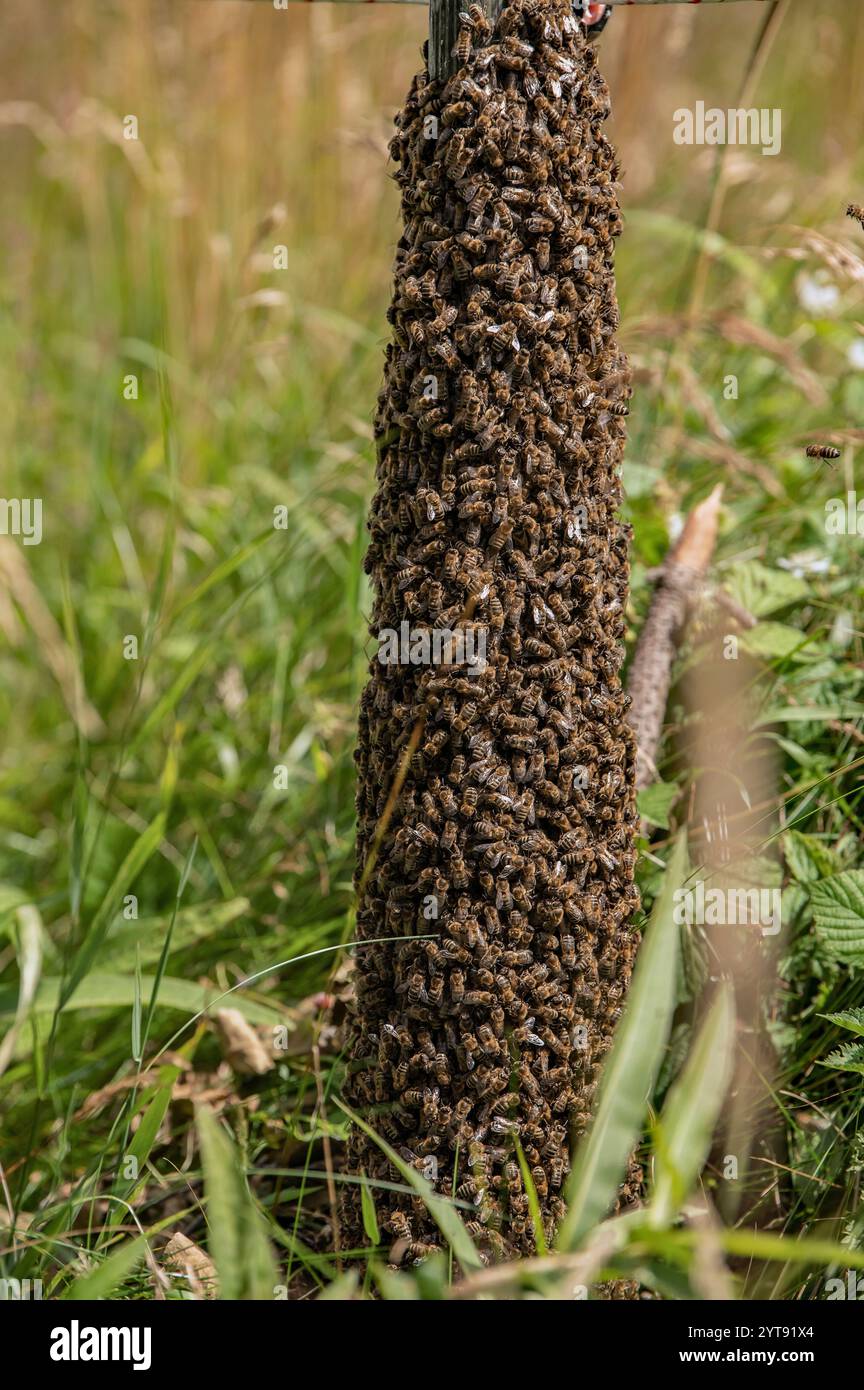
806, 444, 840, 462
847, 203, 864, 229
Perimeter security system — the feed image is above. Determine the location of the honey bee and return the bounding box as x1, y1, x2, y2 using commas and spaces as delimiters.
408, 1240, 438, 1262
427, 973, 445, 1006
407, 972, 428, 1005
847, 204, 864, 229
806, 444, 840, 461
389, 1210, 412, 1241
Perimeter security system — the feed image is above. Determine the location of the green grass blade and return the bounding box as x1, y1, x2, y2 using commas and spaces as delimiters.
557, 833, 686, 1251
359, 1172, 380, 1246
196, 1104, 278, 1300
0, 973, 282, 1026
141, 836, 197, 1056
65, 1235, 149, 1300
513, 1135, 548, 1256
649, 982, 736, 1228
123, 1073, 180, 1192
0, 904, 43, 1080
59, 812, 167, 1011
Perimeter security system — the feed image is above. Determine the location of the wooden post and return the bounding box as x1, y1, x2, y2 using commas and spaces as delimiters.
429, 0, 503, 82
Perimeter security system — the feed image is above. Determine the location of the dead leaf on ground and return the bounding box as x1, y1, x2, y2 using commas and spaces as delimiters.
213, 1008, 275, 1076
162, 1232, 218, 1299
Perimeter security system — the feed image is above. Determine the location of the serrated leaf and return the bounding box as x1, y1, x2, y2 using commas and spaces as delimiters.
820, 1008, 864, 1037
739, 622, 810, 660
724, 560, 809, 618
811, 871, 864, 963
819, 1041, 864, 1074
637, 780, 680, 831
557, 834, 685, 1251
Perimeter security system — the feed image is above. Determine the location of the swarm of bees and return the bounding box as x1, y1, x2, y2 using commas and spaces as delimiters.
342, 0, 641, 1265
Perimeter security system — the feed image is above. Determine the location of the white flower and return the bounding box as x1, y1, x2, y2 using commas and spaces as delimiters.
795, 270, 839, 315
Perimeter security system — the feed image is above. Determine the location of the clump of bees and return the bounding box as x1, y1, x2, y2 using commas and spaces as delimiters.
343, 0, 640, 1264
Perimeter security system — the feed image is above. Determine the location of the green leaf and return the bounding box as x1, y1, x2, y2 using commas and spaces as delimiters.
724, 560, 809, 618
557, 833, 685, 1251
650, 984, 736, 1227
819, 1041, 864, 1074
196, 1105, 278, 1300
360, 1172, 380, 1246
637, 780, 680, 831
783, 830, 839, 884
336, 1100, 482, 1272
124, 1073, 180, 1186
0, 973, 281, 1027
100, 898, 248, 971
65, 1236, 149, 1300
757, 702, 864, 727
820, 1008, 864, 1037
739, 622, 810, 661
811, 871, 864, 963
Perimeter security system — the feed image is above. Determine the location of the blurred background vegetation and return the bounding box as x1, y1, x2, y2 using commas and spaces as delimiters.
1, 0, 863, 1299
